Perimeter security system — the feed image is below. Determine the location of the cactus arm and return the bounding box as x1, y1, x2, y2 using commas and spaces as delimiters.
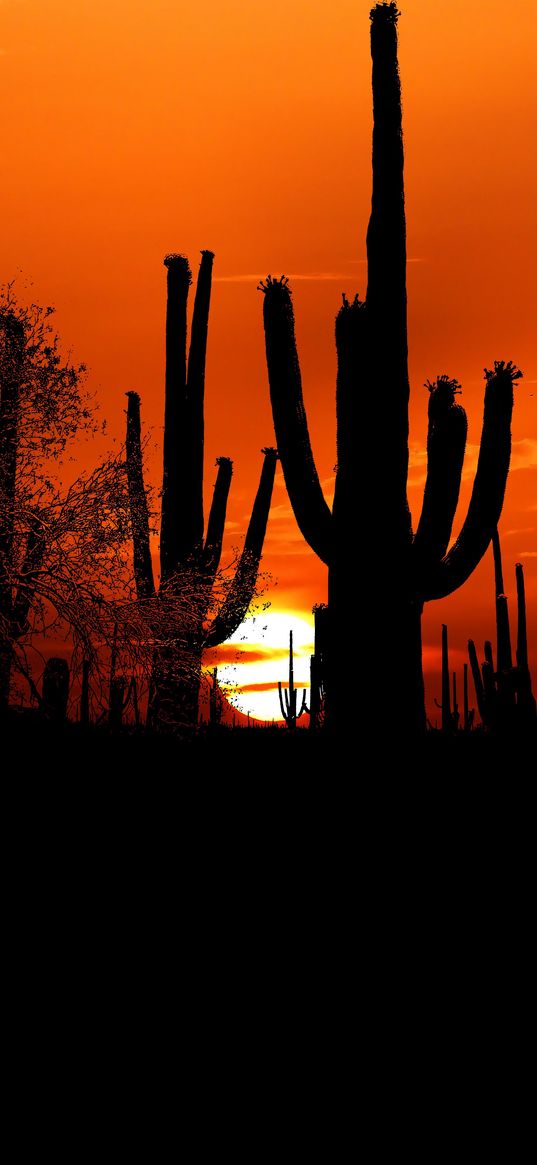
260, 278, 332, 565
186, 250, 215, 552
484, 640, 494, 670
420, 363, 522, 601
160, 254, 191, 582
125, 392, 156, 599
10, 516, 46, 634
203, 448, 278, 648
413, 378, 468, 565
278, 681, 289, 722
202, 457, 233, 580
298, 689, 308, 717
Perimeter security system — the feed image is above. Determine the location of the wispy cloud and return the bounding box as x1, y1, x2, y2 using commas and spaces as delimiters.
519, 551, 537, 558
214, 261, 424, 284
409, 438, 537, 488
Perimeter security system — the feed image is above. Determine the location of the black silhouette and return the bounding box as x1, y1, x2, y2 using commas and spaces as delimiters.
278, 630, 308, 729
0, 291, 131, 714
42, 658, 70, 721
209, 667, 223, 728
309, 604, 327, 731
434, 625, 460, 734
259, 2, 521, 736
462, 665, 475, 733
125, 252, 278, 732
468, 530, 536, 734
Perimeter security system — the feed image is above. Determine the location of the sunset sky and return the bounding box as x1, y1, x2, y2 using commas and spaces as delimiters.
1, 0, 536, 721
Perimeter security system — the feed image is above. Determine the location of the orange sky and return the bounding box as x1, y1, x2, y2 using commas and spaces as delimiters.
1, 0, 536, 720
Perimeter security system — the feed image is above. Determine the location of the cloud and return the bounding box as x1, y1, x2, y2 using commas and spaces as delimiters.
519, 551, 537, 558
214, 261, 424, 284
408, 438, 537, 488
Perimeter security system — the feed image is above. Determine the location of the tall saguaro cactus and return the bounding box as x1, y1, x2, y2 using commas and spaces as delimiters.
125, 252, 277, 731
260, 2, 520, 735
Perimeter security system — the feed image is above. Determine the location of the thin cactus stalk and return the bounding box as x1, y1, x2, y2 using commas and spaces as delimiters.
441, 625, 451, 733
259, 2, 521, 736
125, 252, 277, 732
515, 562, 537, 727
278, 630, 308, 730
468, 639, 486, 725
434, 624, 457, 734
492, 527, 515, 717
467, 532, 535, 733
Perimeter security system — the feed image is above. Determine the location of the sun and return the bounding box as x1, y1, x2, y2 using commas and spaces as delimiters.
211, 611, 314, 724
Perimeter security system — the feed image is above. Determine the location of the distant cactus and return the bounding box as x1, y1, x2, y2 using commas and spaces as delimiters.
278, 630, 308, 730
434, 625, 459, 734
468, 530, 536, 734
125, 252, 277, 732
259, 3, 520, 736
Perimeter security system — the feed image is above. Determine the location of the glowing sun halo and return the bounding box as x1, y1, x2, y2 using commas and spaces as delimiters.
212, 611, 314, 724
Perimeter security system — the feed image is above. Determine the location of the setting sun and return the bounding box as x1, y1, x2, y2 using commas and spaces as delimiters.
209, 612, 314, 724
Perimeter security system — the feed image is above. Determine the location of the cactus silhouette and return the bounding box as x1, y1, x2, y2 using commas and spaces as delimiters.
259, 2, 521, 735
434, 624, 459, 734
309, 604, 327, 731
468, 529, 536, 734
278, 630, 308, 730
125, 252, 277, 731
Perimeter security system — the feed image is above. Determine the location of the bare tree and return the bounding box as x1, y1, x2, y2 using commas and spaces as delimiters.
0, 283, 134, 709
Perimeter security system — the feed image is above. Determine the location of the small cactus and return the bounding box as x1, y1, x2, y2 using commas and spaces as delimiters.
278, 630, 308, 730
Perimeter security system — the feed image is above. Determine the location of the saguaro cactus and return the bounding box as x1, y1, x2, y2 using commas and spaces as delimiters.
125, 252, 277, 731
468, 530, 536, 733
278, 630, 308, 730
309, 603, 328, 730
260, 3, 520, 735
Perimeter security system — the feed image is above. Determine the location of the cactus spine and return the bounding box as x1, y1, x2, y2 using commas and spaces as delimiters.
125, 252, 277, 731
259, 3, 520, 737
278, 630, 308, 730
